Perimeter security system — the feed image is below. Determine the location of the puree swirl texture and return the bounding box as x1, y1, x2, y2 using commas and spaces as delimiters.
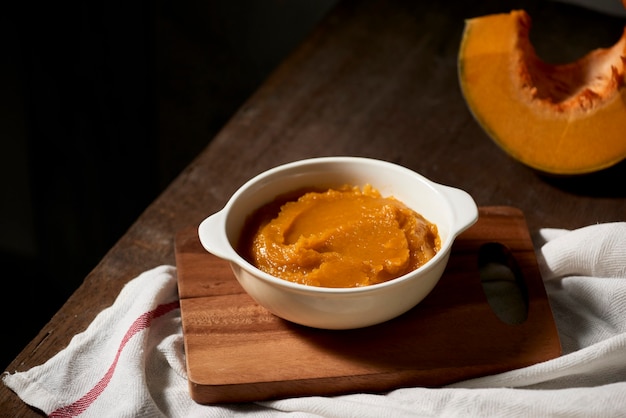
239, 185, 440, 288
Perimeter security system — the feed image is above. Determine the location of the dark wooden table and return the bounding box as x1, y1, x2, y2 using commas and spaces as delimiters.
2, 0, 625, 415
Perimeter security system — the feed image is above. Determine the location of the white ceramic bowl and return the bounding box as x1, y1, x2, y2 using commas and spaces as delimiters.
198, 156, 478, 329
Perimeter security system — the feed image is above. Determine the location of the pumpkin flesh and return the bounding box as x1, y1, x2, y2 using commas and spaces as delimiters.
459, 10, 626, 175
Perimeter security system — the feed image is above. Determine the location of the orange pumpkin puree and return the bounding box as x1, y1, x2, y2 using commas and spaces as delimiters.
239, 184, 440, 288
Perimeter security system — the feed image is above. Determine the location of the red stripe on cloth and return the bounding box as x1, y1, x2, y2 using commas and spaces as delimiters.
49, 300, 180, 418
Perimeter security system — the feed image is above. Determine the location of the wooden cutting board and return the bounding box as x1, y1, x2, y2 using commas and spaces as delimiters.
175, 206, 561, 404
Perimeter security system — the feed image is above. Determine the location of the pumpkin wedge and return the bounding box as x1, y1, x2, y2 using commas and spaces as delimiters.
458, 10, 626, 175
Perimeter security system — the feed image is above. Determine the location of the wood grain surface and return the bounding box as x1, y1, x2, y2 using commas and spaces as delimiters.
3, 0, 624, 415
175, 206, 561, 404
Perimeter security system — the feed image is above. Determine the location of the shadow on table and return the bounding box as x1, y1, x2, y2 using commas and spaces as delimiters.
539, 160, 626, 198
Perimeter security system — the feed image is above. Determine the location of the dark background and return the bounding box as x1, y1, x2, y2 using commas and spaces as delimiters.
1, 0, 337, 370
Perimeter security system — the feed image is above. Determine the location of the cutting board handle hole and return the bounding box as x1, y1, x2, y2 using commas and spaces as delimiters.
478, 242, 529, 325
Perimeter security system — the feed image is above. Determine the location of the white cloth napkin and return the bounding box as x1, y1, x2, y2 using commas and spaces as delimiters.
4, 222, 626, 417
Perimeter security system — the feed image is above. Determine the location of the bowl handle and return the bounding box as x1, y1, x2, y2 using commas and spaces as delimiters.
439, 185, 479, 236
198, 210, 237, 261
